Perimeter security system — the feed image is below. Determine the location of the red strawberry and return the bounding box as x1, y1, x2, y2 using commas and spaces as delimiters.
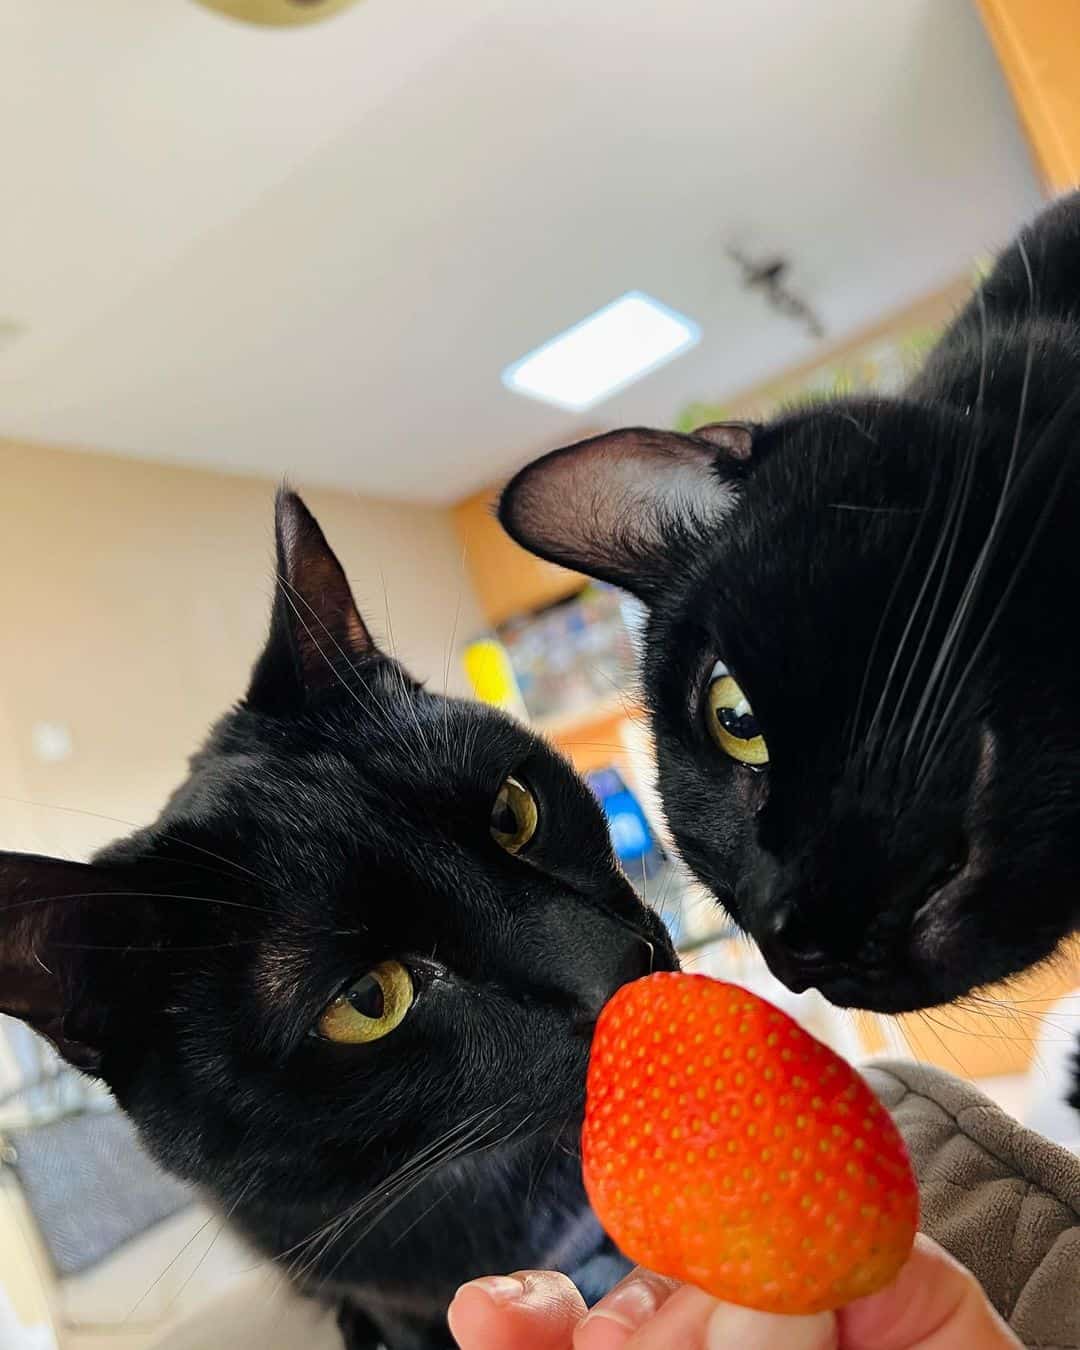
582, 972, 918, 1315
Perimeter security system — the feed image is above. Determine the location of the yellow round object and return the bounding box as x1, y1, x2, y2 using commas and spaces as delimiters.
191, 0, 362, 28
463, 639, 523, 712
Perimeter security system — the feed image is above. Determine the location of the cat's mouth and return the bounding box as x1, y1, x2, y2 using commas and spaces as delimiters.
758, 729, 997, 1015
758, 850, 988, 1015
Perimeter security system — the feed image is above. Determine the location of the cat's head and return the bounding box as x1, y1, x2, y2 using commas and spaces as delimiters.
500, 407, 1080, 1013
0, 491, 673, 1220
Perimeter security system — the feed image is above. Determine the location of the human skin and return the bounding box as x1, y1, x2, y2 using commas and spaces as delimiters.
447, 1235, 1020, 1350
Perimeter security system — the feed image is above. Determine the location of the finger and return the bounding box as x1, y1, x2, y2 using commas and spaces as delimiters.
703, 1300, 838, 1350
448, 1270, 587, 1350
572, 1268, 682, 1350
839, 1234, 1021, 1349
620, 1283, 837, 1350
627, 1286, 720, 1349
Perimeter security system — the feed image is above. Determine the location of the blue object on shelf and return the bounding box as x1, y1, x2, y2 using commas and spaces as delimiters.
585, 767, 654, 864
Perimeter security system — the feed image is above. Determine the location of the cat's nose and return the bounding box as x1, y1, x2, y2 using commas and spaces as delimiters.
608, 930, 657, 993
757, 905, 842, 995
576, 929, 658, 1023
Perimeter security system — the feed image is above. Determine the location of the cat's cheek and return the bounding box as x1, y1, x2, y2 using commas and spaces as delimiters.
735, 767, 769, 816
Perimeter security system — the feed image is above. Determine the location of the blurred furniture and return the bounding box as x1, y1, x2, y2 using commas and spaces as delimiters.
1023, 988, 1080, 1153
977, 0, 1080, 193
148, 1271, 340, 1350
0, 1041, 255, 1350
0, 1165, 254, 1350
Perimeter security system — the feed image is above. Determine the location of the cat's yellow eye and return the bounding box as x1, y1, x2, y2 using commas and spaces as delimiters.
490, 775, 539, 854
705, 661, 769, 767
316, 961, 414, 1045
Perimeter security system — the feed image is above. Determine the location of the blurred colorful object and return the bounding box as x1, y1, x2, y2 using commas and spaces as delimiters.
497, 584, 642, 723
586, 767, 660, 871
191, 0, 362, 27
463, 638, 526, 717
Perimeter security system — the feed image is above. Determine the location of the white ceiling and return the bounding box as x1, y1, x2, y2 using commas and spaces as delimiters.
1, 0, 1042, 504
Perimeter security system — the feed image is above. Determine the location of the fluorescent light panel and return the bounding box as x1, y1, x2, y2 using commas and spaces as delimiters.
502, 291, 701, 412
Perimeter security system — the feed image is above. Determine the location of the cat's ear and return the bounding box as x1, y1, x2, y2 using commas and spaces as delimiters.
498, 425, 753, 604
246, 490, 379, 714
0, 853, 137, 1070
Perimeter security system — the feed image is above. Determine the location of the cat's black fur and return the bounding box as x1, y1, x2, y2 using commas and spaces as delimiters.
501, 192, 1080, 1105
0, 492, 676, 1349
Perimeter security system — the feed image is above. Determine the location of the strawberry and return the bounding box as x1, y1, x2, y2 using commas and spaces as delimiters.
582, 972, 918, 1315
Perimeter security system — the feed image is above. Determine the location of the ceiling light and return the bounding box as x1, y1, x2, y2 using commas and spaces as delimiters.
191, 0, 362, 27
502, 292, 701, 413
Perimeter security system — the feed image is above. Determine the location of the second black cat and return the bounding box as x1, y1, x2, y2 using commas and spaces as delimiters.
501, 192, 1080, 1104
0, 491, 676, 1349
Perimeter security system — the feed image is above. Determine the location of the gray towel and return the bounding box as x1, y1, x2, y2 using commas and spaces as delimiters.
868, 1060, 1080, 1350
3, 1107, 193, 1276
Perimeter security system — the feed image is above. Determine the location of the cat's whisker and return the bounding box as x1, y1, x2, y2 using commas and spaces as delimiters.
125, 1164, 260, 1320
279, 1105, 508, 1278
878, 395, 985, 781
914, 382, 1080, 794
828, 503, 922, 515
858, 280, 991, 788
525, 1119, 568, 1213
303, 1104, 522, 1283
440, 570, 465, 762
2, 889, 265, 915
277, 570, 421, 749
375, 1109, 539, 1249
275, 577, 369, 703
53, 938, 264, 951
391, 1112, 544, 1254
910, 1010, 972, 1078
124, 1211, 219, 1321
859, 449, 961, 782
908, 246, 1036, 782
160, 1170, 264, 1317
0, 793, 273, 890
376, 574, 438, 761
276, 574, 432, 756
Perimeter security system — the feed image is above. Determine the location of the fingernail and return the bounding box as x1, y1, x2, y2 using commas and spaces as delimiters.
456, 1275, 524, 1306
706, 1303, 836, 1350
582, 1279, 662, 1333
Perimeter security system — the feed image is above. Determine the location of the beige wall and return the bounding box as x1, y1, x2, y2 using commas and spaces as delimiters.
0, 440, 484, 860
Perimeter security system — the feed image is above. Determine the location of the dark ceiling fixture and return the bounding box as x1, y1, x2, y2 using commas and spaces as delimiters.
192, 0, 362, 26
727, 246, 825, 340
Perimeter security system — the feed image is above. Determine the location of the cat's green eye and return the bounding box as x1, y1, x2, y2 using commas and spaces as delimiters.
705, 661, 769, 767
316, 961, 414, 1045
490, 775, 539, 854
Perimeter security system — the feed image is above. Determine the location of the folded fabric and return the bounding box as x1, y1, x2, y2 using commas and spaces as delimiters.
3, 1107, 193, 1276
867, 1060, 1080, 1350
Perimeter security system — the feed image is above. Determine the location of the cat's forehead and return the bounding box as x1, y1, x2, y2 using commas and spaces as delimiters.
206, 683, 528, 789
162, 686, 540, 893
648, 405, 952, 710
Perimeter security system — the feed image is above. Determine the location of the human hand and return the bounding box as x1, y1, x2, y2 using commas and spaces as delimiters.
447, 1234, 1020, 1349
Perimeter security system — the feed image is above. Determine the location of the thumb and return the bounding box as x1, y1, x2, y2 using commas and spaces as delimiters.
839, 1234, 1021, 1349
704, 1304, 837, 1349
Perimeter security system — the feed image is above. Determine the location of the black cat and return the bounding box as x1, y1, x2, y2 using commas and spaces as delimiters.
0, 491, 676, 1349
500, 191, 1080, 1103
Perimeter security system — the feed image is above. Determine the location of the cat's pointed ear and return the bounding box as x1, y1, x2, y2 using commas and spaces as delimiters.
0, 853, 134, 1070
498, 425, 754, 604
246, 490, 378, 714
